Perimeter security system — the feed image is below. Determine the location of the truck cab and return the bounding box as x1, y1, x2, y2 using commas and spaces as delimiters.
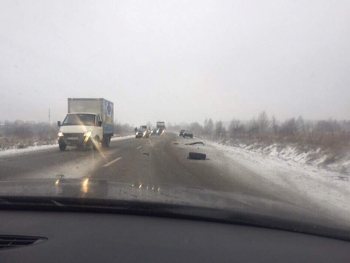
156, 122, 166, 135
57, 113, 104, 151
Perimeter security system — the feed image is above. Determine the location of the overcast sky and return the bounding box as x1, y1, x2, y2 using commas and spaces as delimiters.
0, 0, 349, 125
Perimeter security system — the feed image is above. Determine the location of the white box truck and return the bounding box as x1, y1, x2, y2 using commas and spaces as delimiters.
57, 98, 114, 151
156, 121, 166, 135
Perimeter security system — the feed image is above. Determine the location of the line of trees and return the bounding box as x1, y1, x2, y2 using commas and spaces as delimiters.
114, 122, 134, 135
167, 112, 350, 147
0, 120, 58, 139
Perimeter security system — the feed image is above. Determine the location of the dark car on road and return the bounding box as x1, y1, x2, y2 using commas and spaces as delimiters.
183, 130, 193, 138
135, 125, 149, 138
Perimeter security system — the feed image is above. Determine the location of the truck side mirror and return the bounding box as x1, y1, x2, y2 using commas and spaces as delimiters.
57, 121, 61, 127
98, 121, 102, 127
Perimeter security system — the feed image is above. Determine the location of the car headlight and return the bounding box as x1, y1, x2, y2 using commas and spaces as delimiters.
84, 131, 92, 137
58, 131, 64, 137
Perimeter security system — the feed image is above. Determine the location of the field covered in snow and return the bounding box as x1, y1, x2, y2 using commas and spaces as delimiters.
204, 140, 350, 217
216, 140, 350, 176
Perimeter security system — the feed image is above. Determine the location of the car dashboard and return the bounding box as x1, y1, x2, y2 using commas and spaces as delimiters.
0, 210, 349, 263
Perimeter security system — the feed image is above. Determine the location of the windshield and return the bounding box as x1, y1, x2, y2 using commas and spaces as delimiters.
0, 0, 349, 238
62, 114, 96, 126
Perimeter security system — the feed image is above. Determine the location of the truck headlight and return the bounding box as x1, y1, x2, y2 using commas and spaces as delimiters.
58, 131, 64, 137
84, 131, 92, 137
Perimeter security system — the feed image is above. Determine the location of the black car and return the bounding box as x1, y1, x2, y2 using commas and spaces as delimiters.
183, 130, 193, 138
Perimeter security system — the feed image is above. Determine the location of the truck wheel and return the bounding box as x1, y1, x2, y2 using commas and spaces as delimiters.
102, 136, 110, 148
59, 143, 66, 151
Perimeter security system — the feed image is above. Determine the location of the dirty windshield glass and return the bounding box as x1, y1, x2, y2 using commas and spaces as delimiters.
62, 114, 95, 126
0, 0, 349, 235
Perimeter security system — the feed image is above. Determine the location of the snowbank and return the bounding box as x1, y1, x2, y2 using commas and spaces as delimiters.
227, 141, 350, 175
111, 135, 135, 141
0, 144, 58, 157
0, 135, 135, 158
207, 140, 350, 215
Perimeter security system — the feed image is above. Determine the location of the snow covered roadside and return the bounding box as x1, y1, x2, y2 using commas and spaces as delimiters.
0, 144, 58, 158
240, 142, 350, 175
0, 135, 135, 158
111, 135, 135, 141
207, 140, 350, 215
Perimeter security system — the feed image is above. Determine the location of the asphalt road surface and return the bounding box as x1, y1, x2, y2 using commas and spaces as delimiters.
0, 132, 349, 228
0, 133, 290, 200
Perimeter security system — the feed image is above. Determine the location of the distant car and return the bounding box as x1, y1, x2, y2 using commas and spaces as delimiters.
183, 131, 193, 138
135, 130, 144, 138
151, 128, 158, 136
179, 130, 185, 136
136, 126, 149, 138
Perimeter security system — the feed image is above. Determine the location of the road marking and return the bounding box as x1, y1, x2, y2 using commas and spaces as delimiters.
136, 146, 142, 150
102, 157, 122, 167
148, 138, 154, 147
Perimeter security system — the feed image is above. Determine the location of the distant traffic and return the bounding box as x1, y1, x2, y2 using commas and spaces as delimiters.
134, 121, 166, 138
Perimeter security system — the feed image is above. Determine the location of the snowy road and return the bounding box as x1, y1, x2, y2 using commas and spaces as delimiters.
0, 132, 349, 229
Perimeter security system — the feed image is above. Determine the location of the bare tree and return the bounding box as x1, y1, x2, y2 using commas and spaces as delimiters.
248, 118, 259, 134
203, 118, 214, 136
297, 116, 305, 134
257, 111, 269, 133
214, 121, 226, 138
271, 115, 278, 135
280, 118, 297, 135
228, 119, 245, 137
189, 122, 204, 135
315, 120, 332, 134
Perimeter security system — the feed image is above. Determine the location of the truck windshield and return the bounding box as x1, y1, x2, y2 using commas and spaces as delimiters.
62, 114, 96, 126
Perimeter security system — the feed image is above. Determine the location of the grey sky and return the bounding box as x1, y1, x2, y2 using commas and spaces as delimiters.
0, 0, 349, 126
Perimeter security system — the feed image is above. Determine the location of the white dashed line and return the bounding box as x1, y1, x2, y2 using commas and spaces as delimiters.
102, 157, 122, 167
136, 146, 142, 150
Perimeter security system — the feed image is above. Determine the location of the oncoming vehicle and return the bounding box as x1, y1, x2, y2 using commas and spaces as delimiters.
182, 130, 193, 138
135, 125, 149, 138
156, 121, 166, 135
150, 128, 158, 136
57, 98, 114, 151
